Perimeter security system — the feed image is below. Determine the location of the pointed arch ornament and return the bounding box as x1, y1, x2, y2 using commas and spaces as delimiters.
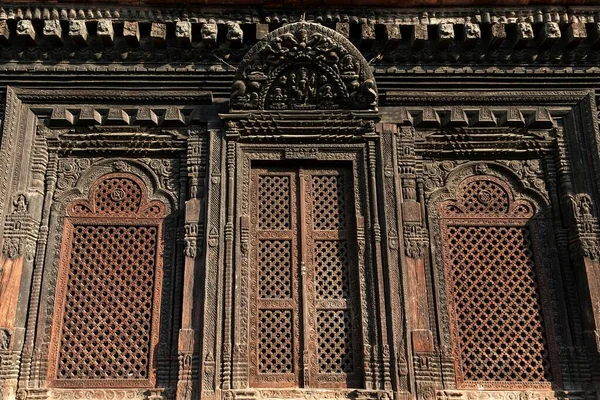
431, 168, 562, 390
231, 22, 378, 111
48, 172, 165, 388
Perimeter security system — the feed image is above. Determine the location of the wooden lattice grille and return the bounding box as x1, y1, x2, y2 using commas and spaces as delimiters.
440, 175, 553, 389
249, 166, 362, 389
49, 173, 165, 388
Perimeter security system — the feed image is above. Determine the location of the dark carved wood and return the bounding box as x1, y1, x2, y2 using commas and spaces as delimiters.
0, 5, 599, 400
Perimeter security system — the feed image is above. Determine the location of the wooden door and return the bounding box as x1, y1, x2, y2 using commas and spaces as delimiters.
249, 165, 362, 389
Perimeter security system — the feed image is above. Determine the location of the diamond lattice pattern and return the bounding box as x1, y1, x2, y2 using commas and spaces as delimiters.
258, 175, 291, 230
57, 225, 158, 380
446, 225, 552, 385
312, 175, 346, 230
258, 309, 294, 374
317, 310, 354, 374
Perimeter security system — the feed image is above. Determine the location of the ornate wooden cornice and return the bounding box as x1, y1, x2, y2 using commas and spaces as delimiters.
1, 5, 600, 66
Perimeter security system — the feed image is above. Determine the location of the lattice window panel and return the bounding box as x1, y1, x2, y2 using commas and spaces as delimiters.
316, 310, 354, 374
258, 175, 291, 230
457, 179, 510, 214
249, 167, 360, 388
49, 173, 164, 388
258, 310, 294, 374
312, 175, 346, 230
440, 176, 553, 389
315, 240, 350, 300
258, 240, 292, 299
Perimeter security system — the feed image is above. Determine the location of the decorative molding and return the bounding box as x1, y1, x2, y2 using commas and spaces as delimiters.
0, 8, 600, 67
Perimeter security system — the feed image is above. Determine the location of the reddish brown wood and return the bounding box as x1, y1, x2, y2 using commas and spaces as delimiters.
248, 166, 362, 389
48, 173, 165, 388
440, 175, 555, 390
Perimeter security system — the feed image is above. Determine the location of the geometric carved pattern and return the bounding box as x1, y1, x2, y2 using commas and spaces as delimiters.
250, 169, 299, 387
57, 225, 158, 381
446, 225, 552, 385
312, 175, 346, 230
259, 240, 292, 299
308, 170, 361, 388
317, 310, 354, 374
440, 175, 553, 389
49, 173, 164, 388
258, 310, 294, 374
258, 175, 291, 230
457, 179, 510, 214
315, 240, 350, 300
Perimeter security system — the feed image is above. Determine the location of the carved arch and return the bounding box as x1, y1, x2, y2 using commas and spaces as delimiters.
47, 172, 166, 388
54, 159, 177, 215
231, 22, 377, 111
426, 165, 562, 390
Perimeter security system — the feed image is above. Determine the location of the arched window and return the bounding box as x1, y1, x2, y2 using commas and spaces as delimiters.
439, 175, 554, 389
48, 173, 165, 388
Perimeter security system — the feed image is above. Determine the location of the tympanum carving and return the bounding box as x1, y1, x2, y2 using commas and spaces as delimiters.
231, 22, 377, 111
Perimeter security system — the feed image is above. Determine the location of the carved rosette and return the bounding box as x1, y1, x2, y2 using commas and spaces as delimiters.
231, 22, 377, 111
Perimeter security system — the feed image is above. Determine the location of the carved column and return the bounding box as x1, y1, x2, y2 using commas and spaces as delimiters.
200, 127, 224, 399
379, 123, 410, 398
396, 126, 439, 398
554, 117, 600, 387
3, 126, 51, 400
177, 127, 205, 400
221, 137, 236, 391
366, 140, 392, 390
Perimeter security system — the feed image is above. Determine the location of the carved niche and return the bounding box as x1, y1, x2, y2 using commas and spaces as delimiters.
47, 172, 166, 388
231, 22, 378, 111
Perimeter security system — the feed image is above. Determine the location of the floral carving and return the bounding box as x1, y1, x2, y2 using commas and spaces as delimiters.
231, 22, 377, 111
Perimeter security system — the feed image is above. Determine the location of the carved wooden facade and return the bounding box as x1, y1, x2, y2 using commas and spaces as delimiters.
1, 4, 600, 400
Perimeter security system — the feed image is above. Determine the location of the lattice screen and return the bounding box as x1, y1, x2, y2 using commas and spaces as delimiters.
249, 167, 361, 389
440, 175, 553, 389
49, 173, 165, 388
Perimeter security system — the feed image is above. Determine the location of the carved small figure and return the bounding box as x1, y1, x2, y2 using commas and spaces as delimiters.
579, 195, 593, 218
269, 87, 288, 110
318, 85, 336, 106
0, 329, 11, 351
13, 194, 27, 214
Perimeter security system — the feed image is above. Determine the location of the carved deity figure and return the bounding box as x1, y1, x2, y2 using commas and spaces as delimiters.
291, 67, 316, 106
269, 87, 288, 109
13, 194, 27, 214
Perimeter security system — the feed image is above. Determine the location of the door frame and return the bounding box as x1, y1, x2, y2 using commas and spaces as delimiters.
222, 141, 388, 394
247, 164, 364, 389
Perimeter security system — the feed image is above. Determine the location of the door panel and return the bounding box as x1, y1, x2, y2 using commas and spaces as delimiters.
249, 165, 362, 389
250, 169, 301, 387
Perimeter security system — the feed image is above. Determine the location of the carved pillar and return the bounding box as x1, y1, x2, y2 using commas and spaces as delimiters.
221, 137, 236, 391
553, 119, 600, 387
379, 123, 410, 398
177, 127, 205, 400
200, 127, 224, 399
396, 126, 439, 398
5, 128, 52, 400
366, 140, 392, 391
